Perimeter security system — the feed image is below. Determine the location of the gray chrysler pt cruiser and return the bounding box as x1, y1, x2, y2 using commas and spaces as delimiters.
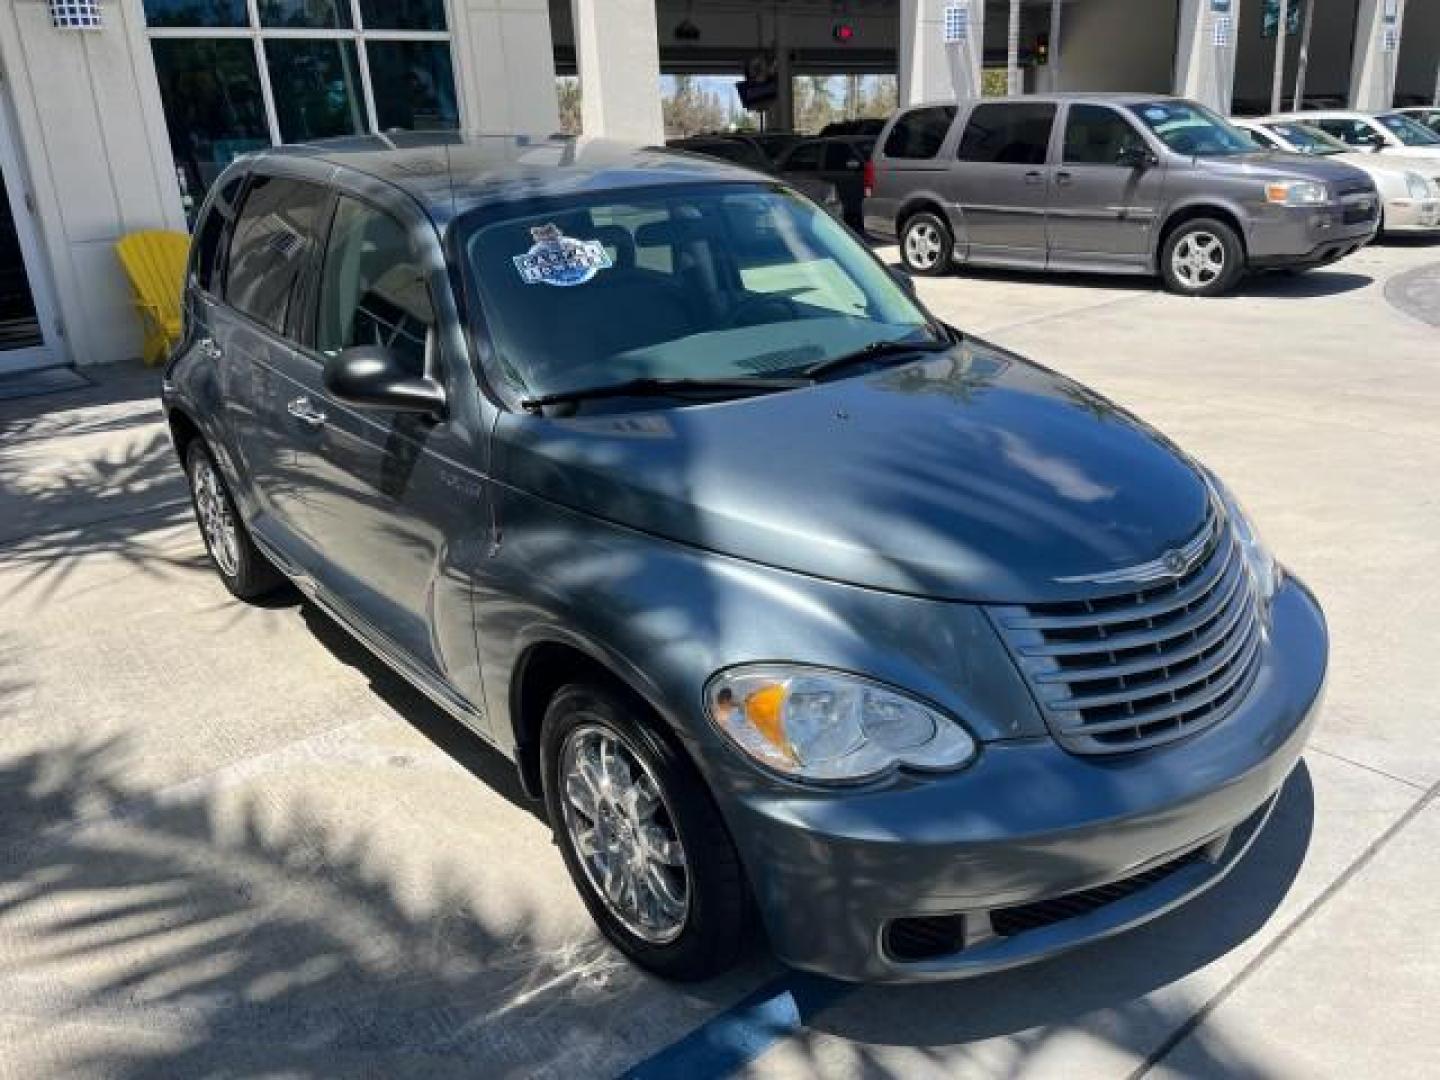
163, 135, 1327, 983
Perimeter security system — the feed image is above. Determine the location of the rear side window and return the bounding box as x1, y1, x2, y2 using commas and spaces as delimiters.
785, 142, 823, 171
224, 175, 331, 336
316, 196, 434, 378
958, 103, 1057, 165
1062, 105, 1146, 165
1311, 118, 1384, 148
883, 106, 956, 159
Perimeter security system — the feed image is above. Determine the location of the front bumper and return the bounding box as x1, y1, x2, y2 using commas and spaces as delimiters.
1247, 203, 1377, 268
725, 577, 1327, 983
1382, 197, 1440, 233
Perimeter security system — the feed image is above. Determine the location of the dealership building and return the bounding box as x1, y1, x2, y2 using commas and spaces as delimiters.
0, 0, 1435, 376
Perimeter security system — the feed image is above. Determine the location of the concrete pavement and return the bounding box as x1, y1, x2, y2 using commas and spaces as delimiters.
1, 241, 1436, 1078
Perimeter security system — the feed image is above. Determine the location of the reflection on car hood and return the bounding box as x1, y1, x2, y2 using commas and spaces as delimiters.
496, 340, 1211, 603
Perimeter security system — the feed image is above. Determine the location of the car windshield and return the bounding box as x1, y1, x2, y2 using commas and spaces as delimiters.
1129, 101, 1255, 156
461, 184, 938, 403
1267, 122, 1347, 155
1377, 113, 1440, 147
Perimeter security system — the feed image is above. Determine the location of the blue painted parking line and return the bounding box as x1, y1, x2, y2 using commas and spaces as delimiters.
619, 972, 852, 1080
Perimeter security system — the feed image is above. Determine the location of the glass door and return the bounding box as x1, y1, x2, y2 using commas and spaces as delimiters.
0, 82, 59, 375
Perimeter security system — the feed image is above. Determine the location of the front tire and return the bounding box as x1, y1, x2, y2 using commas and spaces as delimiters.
900, 211, 953, 277
542, 684, 750, 981
1161, 218, 1244, 297
185, 440, 284, 601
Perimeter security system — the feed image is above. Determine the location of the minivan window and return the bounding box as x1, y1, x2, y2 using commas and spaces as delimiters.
957, 103, 1057, 165
1062, 105, 1145, 165
224, 175, 331, 335
1377, 112, 1440, 147
462, 186, 935, 403
1129, 101, 1253, 157
883, 106, 956, 159
317, 196, 434, 377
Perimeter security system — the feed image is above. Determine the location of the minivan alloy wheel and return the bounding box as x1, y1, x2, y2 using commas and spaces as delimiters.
904, 221, 944, 270
559, 723, 691, 943
1171, 231, 1226, 291
191, 454, 239, 578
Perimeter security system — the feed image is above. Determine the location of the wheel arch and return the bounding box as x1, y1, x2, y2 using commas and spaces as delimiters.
1156, 203, 1249, 271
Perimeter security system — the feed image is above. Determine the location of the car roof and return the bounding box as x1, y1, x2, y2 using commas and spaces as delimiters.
900, 92, 1180, 111
247, 131, 767, 229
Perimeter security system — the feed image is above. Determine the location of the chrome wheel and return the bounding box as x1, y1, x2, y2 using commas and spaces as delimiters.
559, 723, 690, 944
1171, 230, 1226, 291
904, 220, 944, 270
191, 456, 239, 578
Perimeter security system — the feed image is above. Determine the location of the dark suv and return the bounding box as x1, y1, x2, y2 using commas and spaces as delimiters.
163, 135, 1326, 983
866, 95, 1379, 295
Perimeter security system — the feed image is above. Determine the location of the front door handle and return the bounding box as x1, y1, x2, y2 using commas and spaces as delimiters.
286, 396, 327, 429
1055, 170, 1074, 186
1024, 170, 1046, 186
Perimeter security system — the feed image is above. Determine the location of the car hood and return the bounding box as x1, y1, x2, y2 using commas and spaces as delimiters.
495, 340, 1211, 604
1199, 151, 1374, 185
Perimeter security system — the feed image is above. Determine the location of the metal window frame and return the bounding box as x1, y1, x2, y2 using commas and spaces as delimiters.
142, 0, 457, 146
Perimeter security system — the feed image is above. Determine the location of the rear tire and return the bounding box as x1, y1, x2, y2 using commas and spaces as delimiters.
185, 440, 285, 601
1161, 218, 1244, 297
900, 211, 953, 277
542, 683, 751, 981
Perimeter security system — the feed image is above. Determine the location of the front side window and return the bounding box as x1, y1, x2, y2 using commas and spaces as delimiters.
1312, 118, 1386, 149
317, 198, 433, 377
1129, 101, 1253, 157
1062, 105, 1146, 165
1377, 113, 1440, 147
958, 103, 1057, 165
462, 186, 935, 404
224, 176, 330, 335
883, 106, 956, 160
144, 3, 460, 217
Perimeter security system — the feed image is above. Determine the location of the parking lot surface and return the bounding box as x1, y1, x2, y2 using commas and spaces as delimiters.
2, 241, 1437, 1079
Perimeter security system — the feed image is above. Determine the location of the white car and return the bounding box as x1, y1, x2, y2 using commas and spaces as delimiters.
1272, 109, 1440, 160
1234, 118, 1440, 234
1391, 107, 1440, 136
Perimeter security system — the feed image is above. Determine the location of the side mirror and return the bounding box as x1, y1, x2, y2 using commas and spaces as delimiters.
322, 346, 446, 417
1117, 145, 1157, 169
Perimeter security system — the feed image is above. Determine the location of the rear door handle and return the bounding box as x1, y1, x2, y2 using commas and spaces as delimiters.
286, 396, 327, 429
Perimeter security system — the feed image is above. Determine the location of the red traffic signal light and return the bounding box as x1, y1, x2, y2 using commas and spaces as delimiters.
833, 22, 856, 43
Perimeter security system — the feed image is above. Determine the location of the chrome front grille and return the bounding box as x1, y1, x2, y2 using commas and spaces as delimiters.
990, 516, 1264, 754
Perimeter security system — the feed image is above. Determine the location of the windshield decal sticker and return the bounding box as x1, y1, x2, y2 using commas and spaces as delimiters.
513, 223, 613, 286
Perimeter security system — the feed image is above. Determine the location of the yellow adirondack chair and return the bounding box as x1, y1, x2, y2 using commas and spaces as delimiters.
116, 230, 189, 366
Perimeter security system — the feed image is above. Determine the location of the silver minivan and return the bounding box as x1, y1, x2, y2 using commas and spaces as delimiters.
865, 95, 1378, 296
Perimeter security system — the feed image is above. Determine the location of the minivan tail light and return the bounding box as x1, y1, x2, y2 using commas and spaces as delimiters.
863, 159, 875, 199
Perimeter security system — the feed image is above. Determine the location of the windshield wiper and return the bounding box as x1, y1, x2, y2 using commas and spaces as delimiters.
801, 335, 952, 381
521, 375, 810, 412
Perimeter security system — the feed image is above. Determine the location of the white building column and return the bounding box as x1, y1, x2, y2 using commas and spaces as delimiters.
1174, 0, 1241, 113
571, 0, 664, 143
900, 0, 983, 105
458, 1, 560, 134
1349, 0, 1407, 110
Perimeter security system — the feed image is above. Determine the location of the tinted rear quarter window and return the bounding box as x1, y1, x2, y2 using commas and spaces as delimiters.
958, 103, 1057, 165
882, 106, 956, 159
224, 175, 331, 335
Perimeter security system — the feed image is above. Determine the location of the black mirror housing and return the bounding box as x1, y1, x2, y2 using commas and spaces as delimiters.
323, 346, 447, 417
1117, 145, 1157, 169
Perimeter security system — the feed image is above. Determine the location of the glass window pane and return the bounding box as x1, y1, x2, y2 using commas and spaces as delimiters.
1062, 105, 1144, 165
258, 0, 351, 29
225, 176, 331, 335
957, 103, 1056, 165
265, 40, 367, 143
881, 106, 955, 159
318, 197, 433, 377
142, 0, 248, 28
367, 42, 459, 132
150, 39, 270, 218
359, 0, 446, 31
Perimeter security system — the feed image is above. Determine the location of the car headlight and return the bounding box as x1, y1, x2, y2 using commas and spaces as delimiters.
1265, 179, 1330, 206
704, 665, 976, 783
1404, 171, 1433, 200
1204, 471, 1282, 607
